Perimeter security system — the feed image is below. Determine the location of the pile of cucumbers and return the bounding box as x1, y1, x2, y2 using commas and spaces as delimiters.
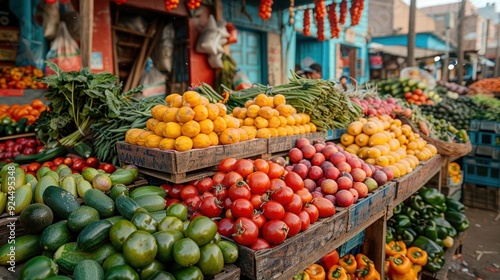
0, 117, 35, 137
420, 96, 483, 130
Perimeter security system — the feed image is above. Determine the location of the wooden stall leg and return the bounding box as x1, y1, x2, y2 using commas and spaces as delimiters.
363, 211, 387, 279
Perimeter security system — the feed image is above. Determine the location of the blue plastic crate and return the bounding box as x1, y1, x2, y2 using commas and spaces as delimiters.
325, 128, 346, 141
477, 132, 500, 146
479, 121, 500, 133
469, 120, 480, 131
463, 157, 500, 188
339, 230, 365, 257
467, 131, 477, 144
475, 145, 500, 160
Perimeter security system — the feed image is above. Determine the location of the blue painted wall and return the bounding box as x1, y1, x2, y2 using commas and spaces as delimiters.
371, 33, 452, 52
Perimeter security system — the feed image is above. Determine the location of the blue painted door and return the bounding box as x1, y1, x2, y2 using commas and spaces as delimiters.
296, 38, 329, 79
230, 29, 266, 83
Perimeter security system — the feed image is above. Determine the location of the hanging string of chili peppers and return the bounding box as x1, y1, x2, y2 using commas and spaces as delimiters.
339, 0, 348, 25
314, 0, 326, 41
114, 0, 127, 5
350, 0, 365, 26
327, 3, 340, 38
259, 0, 273, 21
303, 8, 311, 36
187, 0, 202, 10
289, 0, 295, 25
165, 0, 180, 11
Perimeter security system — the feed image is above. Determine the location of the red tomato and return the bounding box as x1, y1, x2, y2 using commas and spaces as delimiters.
270, 184, 294, 205
82, 166, 90, 172
247, 171, 271, 195
261, 201, 285, 220
296, 189, 313, 204
281, 212, 301, 237
201, 191, 215, 200
36, 146, 45, 154
165, 198, 181, 208
98, 163, 106, 170
251, 213, 267, 229
232, 217, 259, 246
232, 159, 255, 178
190, 212, 204, 221
228, 181, 252, 201
27, 162, 41, 173
211, 184, 228, 200
51, 165, 58, 171
302, 204, 319, 224
312, 197, 335, 218
231, 198, 254, 219
284, 172, 304, 192
321, 249, 340, 270
20, 165, 29, 172
196, 177, 213, 194
199, 197, 223, 218
72, 160, 86, 172
180, 185, 199, 201
52, 157, 64, 166
184, 195, 202, 214
85, 157, 99, 168
222, 196, 233, 211
161, 183, 172, 197
225, 209, 234, 220
250, 238, 271, 251
284, 194, 303, 215
268, 163, 285, 179
298, 211, 311, 231
218, 157, 237, 173
218, 218, 235, 238
170, 184, 184, 200
63, 157, 73, 167
250, 194, 265, 210
212, 172, 226, 186
41, 162, 53, 168
102, 164, 116, 173
253, 159, 270, 174
262, 220, 289, 245
221, 172, 243, 189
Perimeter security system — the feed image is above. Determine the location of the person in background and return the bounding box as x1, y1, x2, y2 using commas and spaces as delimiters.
303, 63, 322, 79
339, 76, 350, 91
465, 71, 482, 87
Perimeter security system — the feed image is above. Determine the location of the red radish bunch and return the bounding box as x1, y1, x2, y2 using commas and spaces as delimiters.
314, 0, 326, 41
187, 0, 202, 10
350, 0, 365, 26
328, 3, 340, 38
339, 0, 348, 25
165, 0, 180, 11
259, 0, 274, 21
303, 8, 311, 36
350, 97, 411, 118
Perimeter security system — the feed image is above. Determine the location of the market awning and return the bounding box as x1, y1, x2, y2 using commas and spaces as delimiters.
368, 43, 444, 59
480, 57, 495, 67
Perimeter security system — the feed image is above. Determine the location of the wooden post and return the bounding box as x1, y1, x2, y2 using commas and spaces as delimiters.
80, 0, 94, 68
456, 0, 466, 84
364, 212, 387, 279
407, 0, 416, 67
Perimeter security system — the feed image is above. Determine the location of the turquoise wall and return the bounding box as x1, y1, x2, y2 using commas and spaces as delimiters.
372, 33, 452, 52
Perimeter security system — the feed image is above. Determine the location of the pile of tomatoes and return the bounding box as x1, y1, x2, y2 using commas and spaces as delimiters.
164, 0, 179, 11
350, 0, 365, 26
258, 0, 273, 21
339, 0, 348, 25
314, 0, 326, 41
328, 3, 340, 38
20, 156, 117, 177
186, 0, 202, 10
404, 88, 433, 106
161, 155, 336, 250
0, 65, 46, 90
0, 137, 44, 162
303, 8, 311, 36
0, 99, 47, 124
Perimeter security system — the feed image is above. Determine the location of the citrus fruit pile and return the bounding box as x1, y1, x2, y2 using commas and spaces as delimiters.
339, 115, 437, 178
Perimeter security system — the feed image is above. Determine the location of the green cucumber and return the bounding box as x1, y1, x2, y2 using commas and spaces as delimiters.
73, 259, 104, 280
109, 184, 129, 201
1, 166, 25, 193
35, 175, 59, 203
45, 171, 60, 183
40, 220, 73, 252
35, 146, 67, 163
116, 195, 143, 220
106, 215, 126, 225
14, 183, 33, 215
73, 142, 93, 159
61, 175, 78, 198
43, 186, 81, 219
83, 189, 115, 218
0, 192, 6, 215
25, 173, 36, 183
45, 276, 72, 280
109, 169, 136, 186
36, 166, 52, 180
130, 186, 166, 199
19, 203, 54, 233
77, 180, 92, 198
0, 234, 42, 265
77, 220, 112, 252
53, 242, 117, 274
67, 205, 101, 232
82, 168, 99, 183
150, 210, 167, 222
18, 255, 58, 280
58, 167, 72, 178
134, 194, 166, 212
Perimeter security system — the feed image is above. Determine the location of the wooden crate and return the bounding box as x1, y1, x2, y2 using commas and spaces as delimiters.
343, 182, 396, 231
0, 214, 24, 247
208, 264, 241, 280
392, 155, 442, 207
234, 209, 348, 280
266, 132, 325, 154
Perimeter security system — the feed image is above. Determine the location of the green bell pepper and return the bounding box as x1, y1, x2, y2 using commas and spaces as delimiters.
412, 236, 445, 273
403, 207, 420, 222
445, 198, 465, 213
393, 202, 404, 215
392, 214, 412, 228
424, 220, 438, 241
445, 211, 470, 232
422, 205, 441, 218
432, 216, 457, 237
432, 202, 448, 213
419, 188, 446, 206
410, 194, 426, 213
425, 255, 445, 273
386, 228, 395, 244
396, 227, 417, 247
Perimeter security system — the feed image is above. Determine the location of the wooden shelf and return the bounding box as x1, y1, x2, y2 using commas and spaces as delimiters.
112, 25, 153, 37
0, 133, 36, 141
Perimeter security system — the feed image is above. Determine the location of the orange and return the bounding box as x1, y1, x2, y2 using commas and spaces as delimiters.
162, 107, 179, 123
303, 123, 311, 133
388, 139, 400, 151
216, 103, 227, 116
386, 165, 401, 178
165, 93, 181, 105
255, 94, 269, 107
376, 156, 389, 167
362, 121, 378, 135
277, 127, 288, 136
395, 148, 407, 159
355, 133, 370, 147
163, 122, 182, 139
373, 145, 390, 156
176, 107, 195, 123
258, 106, 274, 119
345, 144, 361, 155
273, 94, 286, 107
298, 125, 306, 134
385, 155, 395, 165
243, 117, 255, 126
236, 108, 247, 119
192, 133, 211, 149
340, 133, 355, 146
206, 104, 220, 121
223, 115, 240, 128
152, 105, 169, 121
393, 119, 402, 127
153, 122, 167, 136
368, 133, 388, 146
208, 132, 219, 146
407, 141, 418, 151
416, 138, 427, 150
401, 125, 412, 136
393, 163, 407, 176
367, 147, 382, 158
199, 119, 214, 134
358, 147, 369, 159
181, 120, 201, 138
169, 95, 183, 108
358, 118, 368, 124
347, 121, 364, 136
299, 113, 309, 124
193, 105, 208, 122
256, 128, 272, 138
292, 126, 301, 135
286, 115, 296, 126
200, 96, 209, 106
174, 136, 193, 151
238, 128, 249, 141
182, 91, 201, 107
397, 135, 408, 146
146, 118, 160, 131
390, 126, 402, 137
292, 114, 303, 125
255, 117, 269, 129
245, 100, 254, 108
232, 107, 242, 118
278, 116, 287, 127
213, 117, 227, 133
269, 128, 279, 137
247, 104, 261, 118
268, 116, 281, 128
310, 123, 317, 132
365, 158, 376, 165
144, 134, 164, 148
388, 151, 401, 162
266, 96, 275, 108
276, 104, 293, 117
220, 128, 241, 144
241, 126, 257, 139
125, 129, 146, 145
159, 138, 175, 150
285, 125, 294, 136
426, 144, 437, 155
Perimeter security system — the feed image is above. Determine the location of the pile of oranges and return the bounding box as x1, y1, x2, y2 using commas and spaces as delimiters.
0, 99, 47, 124
0, 66, 46, 90
339, 115, 437, 178
125, 91, 315, 152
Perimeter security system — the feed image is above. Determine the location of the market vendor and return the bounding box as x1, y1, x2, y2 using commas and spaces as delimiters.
303, 63, 323, 79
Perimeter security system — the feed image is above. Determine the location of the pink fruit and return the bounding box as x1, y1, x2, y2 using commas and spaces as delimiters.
316, 177, 326, 187
293, 163, 309, 180
301, 145, 317, 159
347, 158, 362, 169
337, 176, 353, 190
372, 170, 388, 186
311, 191, 323, 199
308, 166, 323, 181
335, 190, 354, 207
304, 179, 317, 192
314, 143, 326, 153
360, 163, 373, 177
320, 161, 335, 173
341, 151, 352, 161
364, 178, 378, 192
339, 171, 353, 181
311, 153, 326, 166
295, 138, 310, 149
330, 152, 346, 165
285, 165, 294, 173
350, 168, 367, 182
324, 167, 340, 181
322, 145, 338, 159
314, 187, 323, 193
321, 179, 338, 195
380, 167, 394, 181
324, 194, 336, 205
349, 188, 359, 203
289, 148, 303, 163
352, 182, 369, 198
336, 162, 352, 173
299, 159, 312, 169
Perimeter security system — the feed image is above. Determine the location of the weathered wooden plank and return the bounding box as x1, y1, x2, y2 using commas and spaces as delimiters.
210, 264, 241, 280
137, 166, 217, 184
363, 214, 388, 279
223, 139, 268, 160
234, 209, 348, 280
